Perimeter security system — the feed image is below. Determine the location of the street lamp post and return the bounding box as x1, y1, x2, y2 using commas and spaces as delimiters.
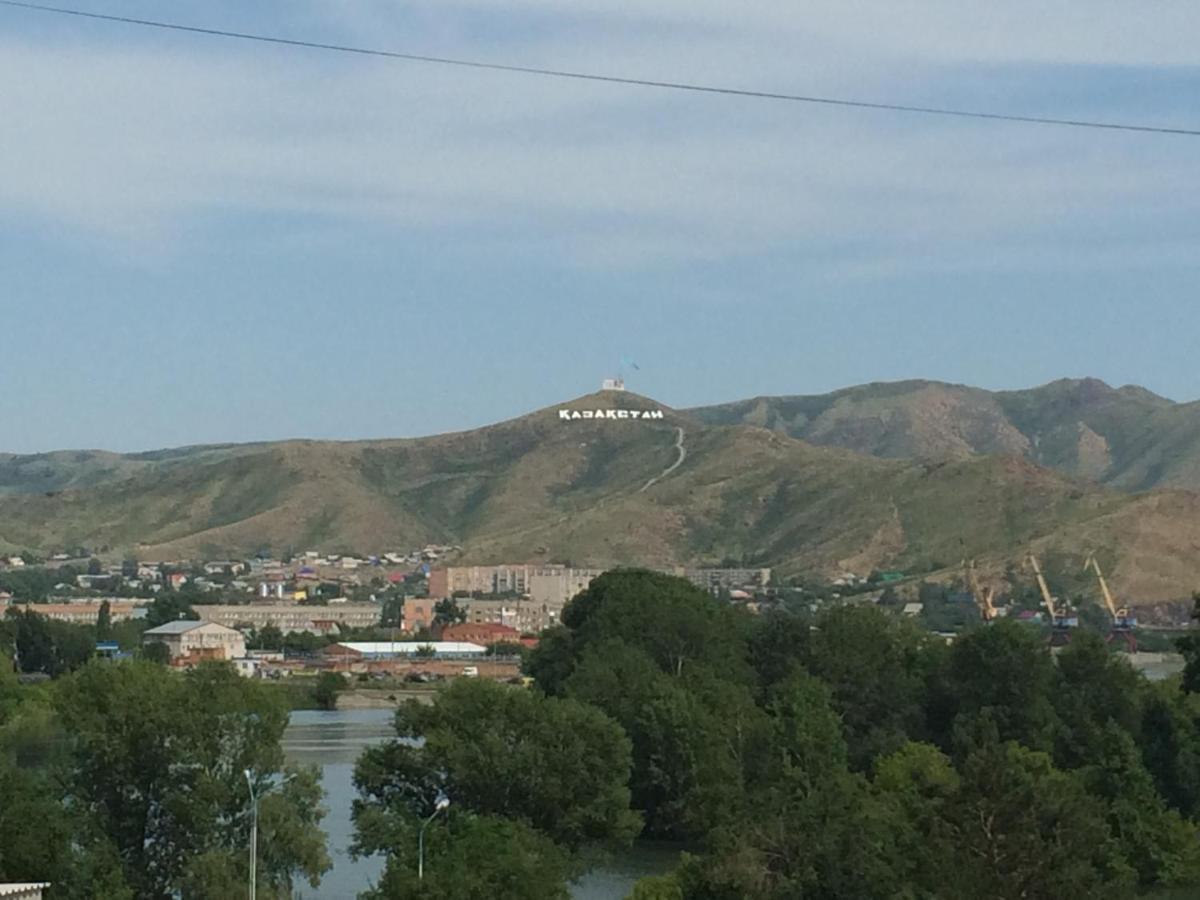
418, 797, 451, 881
245, 770, 297, 900
244, 769, 258, 900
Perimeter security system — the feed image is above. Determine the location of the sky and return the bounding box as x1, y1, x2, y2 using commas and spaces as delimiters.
1, 0, 1198, 453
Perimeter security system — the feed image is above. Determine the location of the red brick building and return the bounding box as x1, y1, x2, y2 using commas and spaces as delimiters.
439, 622, 521, 646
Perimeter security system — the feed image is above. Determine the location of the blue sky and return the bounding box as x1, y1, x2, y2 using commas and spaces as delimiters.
1, 0, 1198, 452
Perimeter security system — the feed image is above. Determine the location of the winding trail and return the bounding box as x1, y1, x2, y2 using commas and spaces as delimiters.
641, 427, 686, 492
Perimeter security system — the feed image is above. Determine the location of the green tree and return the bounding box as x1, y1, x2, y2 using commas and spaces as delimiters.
361, 813, 572, 900
1177, 593, 1200, 693
6, 610, 94, 676
1052, 630, 1143, 770
144, 593, 198, 628
95, 600, 112, 641
1138, 681, 1200, 820
932, 619, 1061, 754
797, 605, 930, 769
354, 679, 640, 853
1077, 723, 1200, 889
948, 739, 1133, 899
433, 598, 467, 627
141, 640, 171, 665
252, 623, 284, 652
744, 608, 812, 693
556, 570, 748, 682
563, 640, 768, 839
872, 742, 962, 894
313, 671, 344, 710
56, 660, 329, 898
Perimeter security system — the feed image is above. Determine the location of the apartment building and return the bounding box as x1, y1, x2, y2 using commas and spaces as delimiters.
192, 603, 381, 634
4, 601, 142, 625
668, 567, 773, 593
427, 565, 533, 598
460, 597, 561, 634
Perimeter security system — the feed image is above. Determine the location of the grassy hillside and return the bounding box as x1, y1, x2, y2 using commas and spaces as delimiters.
689, 378, 1200, 491
1, 389, 1197, 602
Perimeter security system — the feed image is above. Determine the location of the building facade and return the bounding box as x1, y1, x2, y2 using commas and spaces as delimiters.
3, 601, 141, 625
142, 620, 247, 662
192, 604, 381, 634
440, 622, 521, 646
459, 597, 557, 634
428, 565, 534, 599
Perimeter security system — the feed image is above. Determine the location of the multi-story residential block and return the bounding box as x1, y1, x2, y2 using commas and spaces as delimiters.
428, 565, 534, 598
3, 601, 142, 625
192, 603, 381, 634
460, 597, 560, 634
669, 567, 772, 593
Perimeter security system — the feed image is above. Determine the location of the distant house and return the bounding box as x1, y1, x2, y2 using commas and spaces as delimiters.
142, 620, 246, 662
902, 602, 924, 617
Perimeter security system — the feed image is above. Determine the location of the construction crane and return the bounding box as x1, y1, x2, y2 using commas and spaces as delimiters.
1027, 554, 1078, 645
1084, 554, 1138, 652
963, 559, 998, 623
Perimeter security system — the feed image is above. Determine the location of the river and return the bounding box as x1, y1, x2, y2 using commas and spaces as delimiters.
282, 709, 678, 899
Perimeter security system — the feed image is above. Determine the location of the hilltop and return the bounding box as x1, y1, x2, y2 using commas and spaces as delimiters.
2, 385, 1200, 603
689, 378, 1200, 491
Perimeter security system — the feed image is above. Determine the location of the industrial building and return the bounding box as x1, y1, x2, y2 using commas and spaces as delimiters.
322, 641, 486, 660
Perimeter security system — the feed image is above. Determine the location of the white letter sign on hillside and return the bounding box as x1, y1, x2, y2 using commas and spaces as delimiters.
558, 409, 665, 421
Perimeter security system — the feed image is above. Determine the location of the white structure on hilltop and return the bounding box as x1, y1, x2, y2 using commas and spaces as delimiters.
601, 377, 625, 391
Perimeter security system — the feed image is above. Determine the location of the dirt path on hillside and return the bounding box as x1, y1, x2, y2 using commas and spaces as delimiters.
641, 427, 686, 492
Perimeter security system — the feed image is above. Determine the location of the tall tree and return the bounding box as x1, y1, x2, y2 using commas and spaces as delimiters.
95, 600, 112, 641
933, 619, 1061, 754
56, 660, 329, 899
796, 605, 930, 770
355, 679, 640, 855
361, 813, 572, 900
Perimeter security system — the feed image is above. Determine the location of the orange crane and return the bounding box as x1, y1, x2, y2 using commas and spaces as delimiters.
1027, 554, 1078, 645
1084, 554, 1138, 652
963, 559, 998, 623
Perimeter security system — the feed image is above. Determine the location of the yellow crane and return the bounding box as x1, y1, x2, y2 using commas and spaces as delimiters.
1027, 554, 1077, 644
1084, 554, 1138, 652
963, 559, 997, 623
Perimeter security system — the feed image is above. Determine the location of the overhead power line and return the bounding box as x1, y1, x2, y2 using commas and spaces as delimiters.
3, 0, 1199, 138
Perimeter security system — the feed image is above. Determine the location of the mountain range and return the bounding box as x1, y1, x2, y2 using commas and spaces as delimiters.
2, 378, 1200, 605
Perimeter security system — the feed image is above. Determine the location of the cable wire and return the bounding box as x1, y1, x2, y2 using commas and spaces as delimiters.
3, 0, 1198, 137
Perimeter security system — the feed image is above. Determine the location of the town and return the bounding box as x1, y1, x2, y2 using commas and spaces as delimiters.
0, 548, 774, 684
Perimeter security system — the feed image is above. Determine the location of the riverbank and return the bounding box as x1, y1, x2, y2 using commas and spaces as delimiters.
261, 678, 438, 710
335, 686, 436, 709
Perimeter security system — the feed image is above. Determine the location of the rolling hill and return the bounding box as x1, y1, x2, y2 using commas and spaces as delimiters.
689, 378, 1200, 492
2, 387, 1200, 603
